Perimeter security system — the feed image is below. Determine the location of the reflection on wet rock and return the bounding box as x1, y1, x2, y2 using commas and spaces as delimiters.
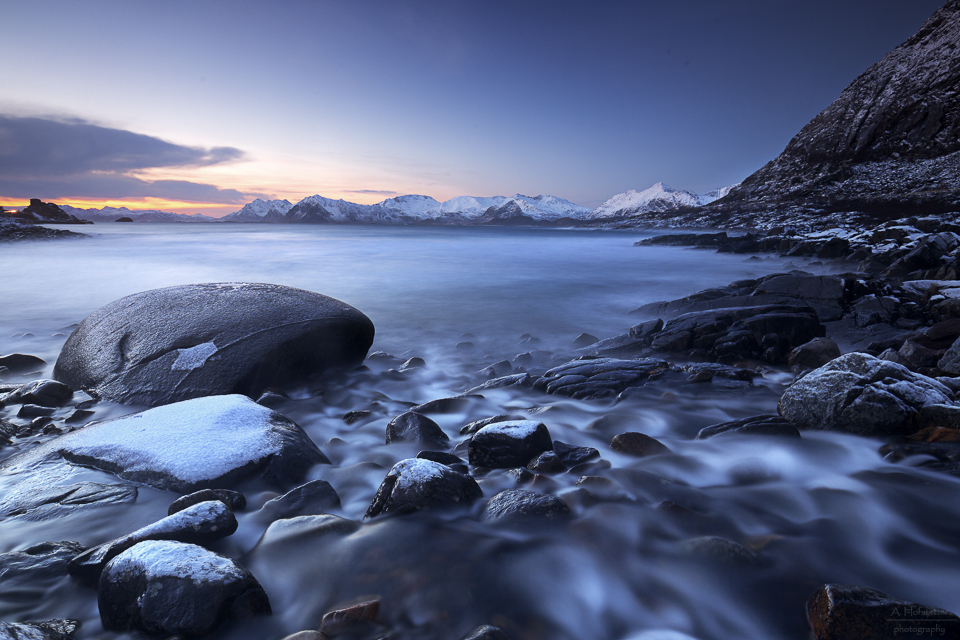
365, 458, 482, 518
696, 415, 801, 440
610, 432, 672, 456
255, 479, 341, 521
385, 410, 450, 448
468, 421, 553, 469
481, 489, 571, 522
534, 358, 671, 399
168, 488, 247, 515
0, 482, 137, 521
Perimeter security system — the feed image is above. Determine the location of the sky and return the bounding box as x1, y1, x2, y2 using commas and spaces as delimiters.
0, 0, 947, 216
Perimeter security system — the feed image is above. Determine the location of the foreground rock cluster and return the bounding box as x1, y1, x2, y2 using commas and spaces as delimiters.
3, 267, 960, 639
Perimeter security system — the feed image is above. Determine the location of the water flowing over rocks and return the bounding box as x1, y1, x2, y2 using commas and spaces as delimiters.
778, 353, 954, 435
0, 395, 328, 493
98, 540, 271, 637
53, 283, 375, 406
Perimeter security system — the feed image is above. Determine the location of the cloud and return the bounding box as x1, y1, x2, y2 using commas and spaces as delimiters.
344, 189, 399, 195
0, 115, 256, 203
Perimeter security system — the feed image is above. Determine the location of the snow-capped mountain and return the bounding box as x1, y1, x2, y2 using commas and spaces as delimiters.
699, 184, 740, 204
219, 198, 292, 222
59, 205, 218, 223
591, 183, 734, 219
374, 193, 593, 221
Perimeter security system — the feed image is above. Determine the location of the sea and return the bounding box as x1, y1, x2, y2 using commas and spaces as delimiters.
1, 223, 958, 640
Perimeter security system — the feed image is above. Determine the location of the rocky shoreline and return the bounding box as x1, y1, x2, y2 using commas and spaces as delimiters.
2, 224, 960, 639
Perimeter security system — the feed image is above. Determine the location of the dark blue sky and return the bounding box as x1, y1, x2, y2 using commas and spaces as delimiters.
0, 0, 946, 212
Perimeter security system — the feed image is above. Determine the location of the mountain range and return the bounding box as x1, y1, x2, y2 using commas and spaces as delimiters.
36, 183, 734, 226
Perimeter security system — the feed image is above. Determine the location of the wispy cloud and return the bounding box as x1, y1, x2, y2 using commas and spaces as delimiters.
0, 115, 258, 204
344, 189, 399, 196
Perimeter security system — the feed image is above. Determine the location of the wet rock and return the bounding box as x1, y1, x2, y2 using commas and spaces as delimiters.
578, 332, 650, 357
416, 450, 465, 466
481, 489, 570, 522
411, 395, 474, 414
778, 353, 955, 436
468, 421, 553, 469
0, 541, 85, 582
880, 440, 960, 476
365, 458, 482, 518
572, 333, 599, 348
552, 440, 600, 467
320, 598, 380, 635
255, 389, 289, 408
17, 404, 55, 418
0, 482, 137, 520
788, 338, 841, 371
342, 409, 373, 424
853, 295, 900, 327
279, 632, 328, 640
169, 489, 247, 516
1, 379, 73, 407
753, 274, 846, 321
0, 619, 78, 639
939, 337, 960, 375
697, 415, 801, 439
907, 426, 960, 442
466, 373, 532, 393
256, 480, 340, 521
461, 625, 513, 640
398, 357, 425, 371
0, 395, 328, 493
807, 584, 960, 640
479, 360, 513, 378
681, 536, 762, 566
64, 409, 94, 423
0, 353, 47, 372
53, 283, 375, 406
386, 411, 450, 448
460, 415, 524, 436
69, 500, 238, 585
610, 432, 671, 456
98, 540, 271, 637
526, 450, 566, 473
534, 358, 670, 400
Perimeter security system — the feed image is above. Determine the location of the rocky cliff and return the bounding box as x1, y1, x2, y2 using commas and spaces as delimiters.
711, 0, 960, 222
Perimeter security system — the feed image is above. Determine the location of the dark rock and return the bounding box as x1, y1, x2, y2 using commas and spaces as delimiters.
479, 360, 513, 378
466, 373, 532, 393
0, 353, 46, 372
534, 358, 670, 400
610, 432, 671, 456
468, 421, 553, 469
0, 619, 78, 639
411, 395, 474, 414
939, 336, 960, 374
681, 536, 762, 566
17, 404, 55, 418
578, 332, 649, 357
256, 480, 340, 521
64, 409, 94, 423
320, 598, 380, 635
255, 389, 289, 408
169, 489, 247, 515
459, 414, 524, 436
552, 440, 600, 467
0, 541, 85, 582
3, 380, 73, 407
526, 451, 566, 473
788, 337, 842, 371
398, 357, 426, 371
0, 482, 137, 520
386, 411, 450, 448
0, 395, 328, 493
879, 440, 960, 476
461, 625, 513, 640
481, 489, 570, 521
342, 409, 373, 424
69, 500, 238, 585
778, 353, 954, 436
853, 295, 900, 327
417, 450, 466, 470
753, 274, 846, 321
807, 584, 960, 640
697, 415, 801, 439
629, 318, 665, 340
5, 199, 89, 224
98, 540, 271, 636
572, 333, 599, 348
115, 216, 133, 222
681, 362, 758, 382
365, 458, 482, 518
818, 237, 850, 259
53, 283, 375, 406
899, 339, 942, 369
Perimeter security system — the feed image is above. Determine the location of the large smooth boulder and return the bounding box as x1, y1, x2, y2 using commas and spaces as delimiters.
0, 395, 328, 493
53, 283, 375, 406
99, 540, 271, 637
778, 353, 955, 436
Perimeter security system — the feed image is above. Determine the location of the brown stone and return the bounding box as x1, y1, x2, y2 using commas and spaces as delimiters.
610, 432, 671, 457
320, 598, 380, 635
907, 426, 960, 442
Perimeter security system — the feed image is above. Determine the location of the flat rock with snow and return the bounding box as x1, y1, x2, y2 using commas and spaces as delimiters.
0, 394, 328, 493
778, 352, 955, 435
98, 540, 271, 637
53, 282, 375, 406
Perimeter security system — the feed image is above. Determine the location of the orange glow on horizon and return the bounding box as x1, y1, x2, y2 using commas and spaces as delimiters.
0, 196, 241, 217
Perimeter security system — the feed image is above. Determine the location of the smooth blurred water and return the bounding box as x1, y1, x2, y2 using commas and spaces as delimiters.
1, 223, 805, 369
